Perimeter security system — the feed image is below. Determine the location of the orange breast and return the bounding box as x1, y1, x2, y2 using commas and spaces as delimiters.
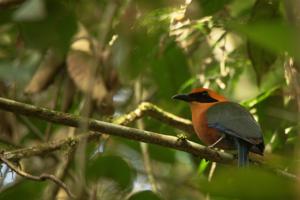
190, 102, 233, 149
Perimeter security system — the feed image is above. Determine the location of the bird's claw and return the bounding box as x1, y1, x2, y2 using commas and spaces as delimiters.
176, 133, 188, 142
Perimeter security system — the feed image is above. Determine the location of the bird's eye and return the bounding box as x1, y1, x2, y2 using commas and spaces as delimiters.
202, 91, 209, 96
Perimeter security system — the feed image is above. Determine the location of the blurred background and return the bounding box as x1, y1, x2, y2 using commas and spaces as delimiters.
0, 0, 299, 199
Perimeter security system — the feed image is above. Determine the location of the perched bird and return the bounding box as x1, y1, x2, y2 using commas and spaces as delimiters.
172, 88, 264, 167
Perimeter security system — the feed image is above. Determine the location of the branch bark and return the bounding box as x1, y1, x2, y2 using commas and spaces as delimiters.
114, 102, 194, 135
0, 97, 233, 164
0, 97, 297, 180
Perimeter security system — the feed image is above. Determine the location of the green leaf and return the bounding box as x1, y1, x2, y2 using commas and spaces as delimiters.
15, 0, 77, 52
13, 0, 46, 21
0, 181, 46, 200
178, 77, 198, 93
201, 167, 295, 199
86, 155, 135, 189
228, 0, 255, 17
241, 86, 279, 107
247, 0, 280, 84
150, 41, 190, 100
196, 0, 233, 16
128, 190, 162, 200
231, 21, 297, 59
197, 159, 210, 175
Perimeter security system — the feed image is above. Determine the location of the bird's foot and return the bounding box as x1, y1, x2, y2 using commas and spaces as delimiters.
176, 133, 188, 142
208, 134, 225, 149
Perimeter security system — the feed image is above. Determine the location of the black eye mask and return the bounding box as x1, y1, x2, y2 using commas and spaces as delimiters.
188, 91, 218, 103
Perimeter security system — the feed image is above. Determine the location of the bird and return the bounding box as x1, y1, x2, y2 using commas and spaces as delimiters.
172, 87, 264, 167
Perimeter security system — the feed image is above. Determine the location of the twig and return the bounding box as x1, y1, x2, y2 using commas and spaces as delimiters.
114, 102, 194, 135
43, 145, 77, 200
0, 156, 75, 198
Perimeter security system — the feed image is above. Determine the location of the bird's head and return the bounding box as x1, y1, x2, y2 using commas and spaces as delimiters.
172, 88, 227, 104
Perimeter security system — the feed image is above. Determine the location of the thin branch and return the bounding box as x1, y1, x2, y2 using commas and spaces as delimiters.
0, 156, 75, 198
134, 79, 158, 192
2, 132, 101, 161
114, 102, 194, 135
43, 145, 77, 200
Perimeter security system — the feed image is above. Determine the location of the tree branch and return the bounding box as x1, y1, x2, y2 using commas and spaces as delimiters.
0, 97, 233, 163
114, 102, 194, 135
0, 156, 75, 198
0, 97, 297, 180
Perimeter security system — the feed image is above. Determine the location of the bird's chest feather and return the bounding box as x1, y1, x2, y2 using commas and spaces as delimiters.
192, 111, 220, 144
191, 103, 232, 149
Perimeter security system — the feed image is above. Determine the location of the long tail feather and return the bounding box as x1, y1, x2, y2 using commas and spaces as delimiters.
234, 138, 249, 167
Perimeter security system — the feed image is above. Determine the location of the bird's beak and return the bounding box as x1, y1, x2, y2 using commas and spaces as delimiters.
172, 93, 190, 102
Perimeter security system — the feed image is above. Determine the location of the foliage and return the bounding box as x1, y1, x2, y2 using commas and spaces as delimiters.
0, 0, 300, 199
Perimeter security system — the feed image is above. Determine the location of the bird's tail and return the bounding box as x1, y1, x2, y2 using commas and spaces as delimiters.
234, 139, 249, 167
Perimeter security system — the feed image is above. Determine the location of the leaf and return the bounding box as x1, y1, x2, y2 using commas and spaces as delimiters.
0, 181, 46, 200
13, 0, 46, 21
201, 167, 295, 199
231, 21, 297, 59
86, 155, 135, 189
128, 190, 162, 200
247, 0, 280, 85
197, 159, 210, 175
241, 86, 279, 108
196, 0, 233, 16
15, 0, 77, 52
150, 41, 190, 100
228, 0, 256, 17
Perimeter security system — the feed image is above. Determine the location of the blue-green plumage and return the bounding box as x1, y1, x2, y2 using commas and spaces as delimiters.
206, 102, 264, 166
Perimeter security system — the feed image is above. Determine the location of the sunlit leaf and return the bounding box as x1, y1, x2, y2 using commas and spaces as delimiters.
197, 159, 210, 175
13, 0, 46, 21
241, 86, 279, 108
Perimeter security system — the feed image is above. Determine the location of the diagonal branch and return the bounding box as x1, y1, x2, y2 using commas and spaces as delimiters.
0, 97, 233, 163
114, 102, 194, 135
